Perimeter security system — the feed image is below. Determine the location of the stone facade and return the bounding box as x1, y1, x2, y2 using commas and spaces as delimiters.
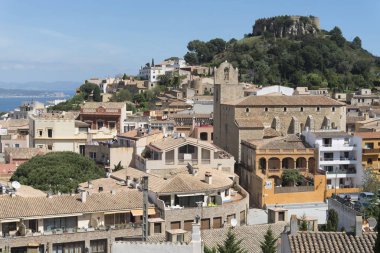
213, 61, 346, 162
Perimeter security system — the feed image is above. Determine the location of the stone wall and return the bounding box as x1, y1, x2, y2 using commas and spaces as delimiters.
328, 197, 362, 232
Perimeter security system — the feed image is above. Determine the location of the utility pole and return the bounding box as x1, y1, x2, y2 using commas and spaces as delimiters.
142, 176, 149, 241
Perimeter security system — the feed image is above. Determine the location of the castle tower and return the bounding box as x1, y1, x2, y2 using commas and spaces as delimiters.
213, 61, 243, 150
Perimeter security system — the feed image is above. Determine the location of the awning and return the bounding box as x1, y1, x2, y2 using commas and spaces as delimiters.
131, 208, 155, 216
104, 211, 131, 215
0, 219, 20, 223
177, 193, 205, 197
22, 213, 83, 220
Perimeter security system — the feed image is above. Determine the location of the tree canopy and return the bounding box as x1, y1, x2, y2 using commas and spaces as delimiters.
11, 152, 104, 193
184, 25, 380, 92
204, 228, 247, 253
260, 227, 277, 253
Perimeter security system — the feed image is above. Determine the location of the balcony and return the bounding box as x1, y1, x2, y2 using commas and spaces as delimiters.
0, 224, 142, 247
363, 148, 380, 154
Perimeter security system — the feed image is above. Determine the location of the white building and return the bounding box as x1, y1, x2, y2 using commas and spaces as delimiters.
9, 101, 46, 120
302, 130, 363, 190
138, 58, 187, 83
246, 85, 294, 96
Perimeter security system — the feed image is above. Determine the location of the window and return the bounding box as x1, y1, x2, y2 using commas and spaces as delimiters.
225, 189, 230, 196
283, 107, 287, 112
300, 107, 304, 112
97, 121, 104, 129
245, 108, 249, 113
154, 223, 162, 234
265, 107, 268, 112
368, 158, 373, 165
14, 144, 20, 148
316, 107, 320, 112
47, 145, 53, 150
365, 142, 374, 149
47, 129, 53, 138
279, 211, 285, 221
90, 152, 97, 160
332, 107, 336, 112
109, 121, 116, 129
38, 129, 43, 137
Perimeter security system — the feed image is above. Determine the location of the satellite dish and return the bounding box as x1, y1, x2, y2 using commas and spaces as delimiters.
368, 217, 377, 229
11, 181, 21, 190
230, 218, 238, 228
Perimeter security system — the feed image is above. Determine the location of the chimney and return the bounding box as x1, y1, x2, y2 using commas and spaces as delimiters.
88, 181, 93, 189
111, 189, 116, 195
290, 214, 298, 235
80, 191, 87, 203
217, 163, 222, 171
355, 215, 363, 237
191, 216, 201, 247
205, 172, 212, 185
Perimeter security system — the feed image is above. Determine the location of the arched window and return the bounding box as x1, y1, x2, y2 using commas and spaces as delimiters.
224, 67, 229, 80
245, 108, 250, 113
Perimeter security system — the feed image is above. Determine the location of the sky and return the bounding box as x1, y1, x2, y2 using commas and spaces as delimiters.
0, 0, 379, 83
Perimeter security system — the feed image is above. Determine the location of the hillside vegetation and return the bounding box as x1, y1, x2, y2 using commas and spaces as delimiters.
184, 16, 380, 92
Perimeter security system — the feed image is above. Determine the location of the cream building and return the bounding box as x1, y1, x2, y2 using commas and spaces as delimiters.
29, 112, 116, 154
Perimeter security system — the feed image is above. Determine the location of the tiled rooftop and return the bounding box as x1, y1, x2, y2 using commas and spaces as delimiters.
245, 134, 311, 150
225, 95, 344, 106
288, 232, 377, 253
0, 190, 147, 220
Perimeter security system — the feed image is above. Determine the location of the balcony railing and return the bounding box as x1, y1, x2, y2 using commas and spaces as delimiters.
363, 148, 380, 154
325, 169, 356, 174
1, 223, 142, 239
274, 185, 314, 194
320, 157, 356, 161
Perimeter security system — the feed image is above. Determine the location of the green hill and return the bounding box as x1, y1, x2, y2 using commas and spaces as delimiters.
184, 16, 380, 92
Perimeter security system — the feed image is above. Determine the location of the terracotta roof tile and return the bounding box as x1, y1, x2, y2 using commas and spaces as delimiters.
225, 95, 344, 106
235, 118, 264, 128
288, 232, 377, 253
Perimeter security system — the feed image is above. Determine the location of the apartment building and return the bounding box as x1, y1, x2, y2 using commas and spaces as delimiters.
302, 130, 363, 194
0, 119, 29, 153
0, 189, 157, 253
105, 165, 249, 232
354, 132, 380, 178
9, 101, 46, 120
29, 112, 115, 154
240, 135, 325, 208
79, 102, 127, 134
134, 135, 235, 174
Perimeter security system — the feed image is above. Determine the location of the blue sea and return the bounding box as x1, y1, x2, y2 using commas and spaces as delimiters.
0, 92, 75, 112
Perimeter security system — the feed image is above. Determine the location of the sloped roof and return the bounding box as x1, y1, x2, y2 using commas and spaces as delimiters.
148, 136, 219, 151
288, 232, 377, 253
225, 95, 344, 107
235, 118, 264, 128
4, 147, 48, 160
81, 102, 125, 109
244, 135, 311, 150
0, 190, 146, 220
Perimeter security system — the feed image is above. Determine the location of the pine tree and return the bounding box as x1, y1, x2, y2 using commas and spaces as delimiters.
216, 229, 247, 253
299, 214, 308, 231
326, 209, 338, 232
374, 209, 380, 252
260, 227, 277, 253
